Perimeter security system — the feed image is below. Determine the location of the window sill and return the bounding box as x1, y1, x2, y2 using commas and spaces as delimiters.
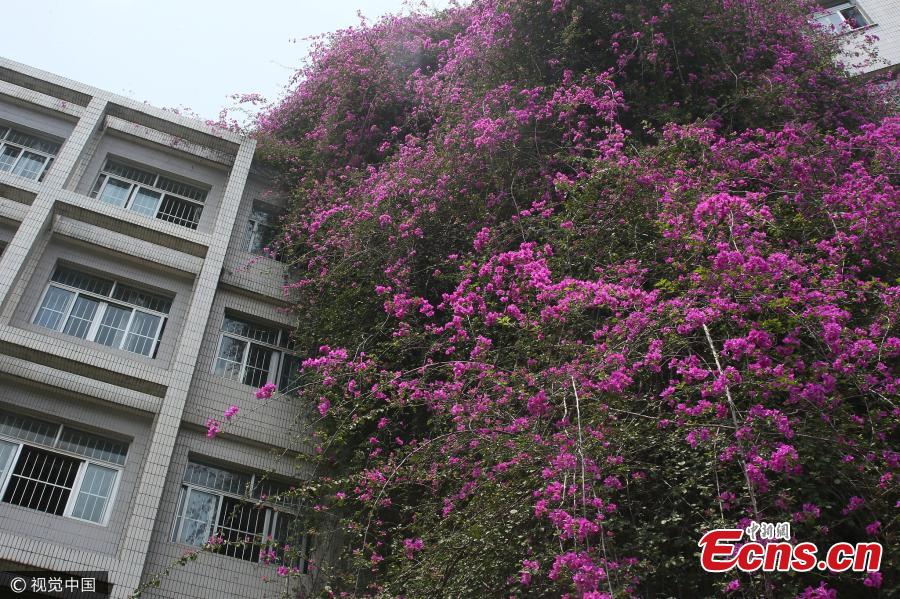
835, 23, 878, 37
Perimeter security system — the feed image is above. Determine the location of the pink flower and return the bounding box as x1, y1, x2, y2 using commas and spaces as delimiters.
205, 418, 220, 438
223, 405, 239, 420
255, 382, 277, 399
842, 496, 865, 515
318, 399, 331, 416
865, 520, 881, 536
863, 571, 882, 588
403, 537, 424, 559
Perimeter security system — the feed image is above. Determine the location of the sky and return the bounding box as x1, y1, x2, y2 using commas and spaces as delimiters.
0, 0, 451, 122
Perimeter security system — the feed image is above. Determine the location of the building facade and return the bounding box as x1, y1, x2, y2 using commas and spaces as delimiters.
813, 0, 900, 75
0, 57, 315, 598
0, 4, 897, 598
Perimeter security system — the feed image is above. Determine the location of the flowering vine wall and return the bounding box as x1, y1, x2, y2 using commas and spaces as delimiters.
216, 0, 897, 596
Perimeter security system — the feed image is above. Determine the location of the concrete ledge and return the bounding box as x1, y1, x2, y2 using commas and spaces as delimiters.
0, 326, 170, 396
0, 359, 161, 414
105, 116, 235, 167
55, 189, 210, 258
0, 196, 29, 223
53, 215, 204, 275
0, 80, 84, 119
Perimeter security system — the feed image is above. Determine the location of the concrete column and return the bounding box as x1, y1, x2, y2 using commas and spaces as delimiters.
115, 139, 256, 597
0, 96, 107, 313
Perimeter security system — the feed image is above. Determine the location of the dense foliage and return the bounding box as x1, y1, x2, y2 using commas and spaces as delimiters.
236, 0, 898, 596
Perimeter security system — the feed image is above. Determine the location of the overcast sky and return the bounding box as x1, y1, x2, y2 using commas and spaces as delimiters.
1, 0, 451, 121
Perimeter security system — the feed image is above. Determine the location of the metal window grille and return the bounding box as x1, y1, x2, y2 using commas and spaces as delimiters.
183, 461, 253, 496
174, 461, 306, 564
0, 412, 59, 446
51, 267, 114, 295
157, 194, 202, 229
35, 266, 171, 357
214, 315, 297, 388
57, 428, 128, 466
2, 446, 79, 516
221, 316, 281, 345
217, 496, 268, 562
89, 159, 207, 230
245, 206, 284, 260
0, 125, 59, 181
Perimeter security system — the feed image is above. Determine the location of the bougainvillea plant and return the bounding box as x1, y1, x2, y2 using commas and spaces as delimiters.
203, 0, 898, 597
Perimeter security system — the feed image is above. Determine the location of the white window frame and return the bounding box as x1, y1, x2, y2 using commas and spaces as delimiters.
0, 427, 124, 527
212, 315, 297, 388
812, 2, 873, 33
0, 125, 59, 182
32, 269, 170, 358
170, 462, 305, 566
90, 159, 207, 230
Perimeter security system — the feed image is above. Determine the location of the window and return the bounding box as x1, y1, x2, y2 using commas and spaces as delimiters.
213, 315, 300, 389
89, 159, 208, 230
0, 410, 127, 525
0, 125, 60, 181
171, 461, 309, 566
813, 3, 872, 32
244, 204, 283, 260
33, 265, 172, 357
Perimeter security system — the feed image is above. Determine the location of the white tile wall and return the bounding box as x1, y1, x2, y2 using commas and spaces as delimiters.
0, 57, 313, 598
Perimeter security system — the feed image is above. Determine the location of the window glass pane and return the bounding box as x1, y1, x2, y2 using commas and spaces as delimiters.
70, 464, 116, 523
271, 513, 305, 569
816, 10, 845, 29
0, 126, 8, 140
244, 221, 259, 254
0, 412, 59, 446
38, 157, 54, 182
111, 285, 172, 313
89, 174, 106, 198
34, 286, 74, 331
840, 6, 868, 28
279, 354, 302, 392
246, 208, 279, 256
252, 224, 277, 255
130, 187, 162, 217
95, 304, 131, 349
98, 178, 132, 207
172, 486, 187, 542
58, 428, 128, 466
243, 344, 275, 388
217, 496, 267, 561
2, 446, 80, 516
123, 312, 161, 356
0, 144, 21, 172
11, 151, 47, 180
62, 296, 100, 339
51, 266, 114, 296
183, 461, 252, 495
0, 440, 16, 485
178, 488, 219, 546
214, 336, 247, 380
